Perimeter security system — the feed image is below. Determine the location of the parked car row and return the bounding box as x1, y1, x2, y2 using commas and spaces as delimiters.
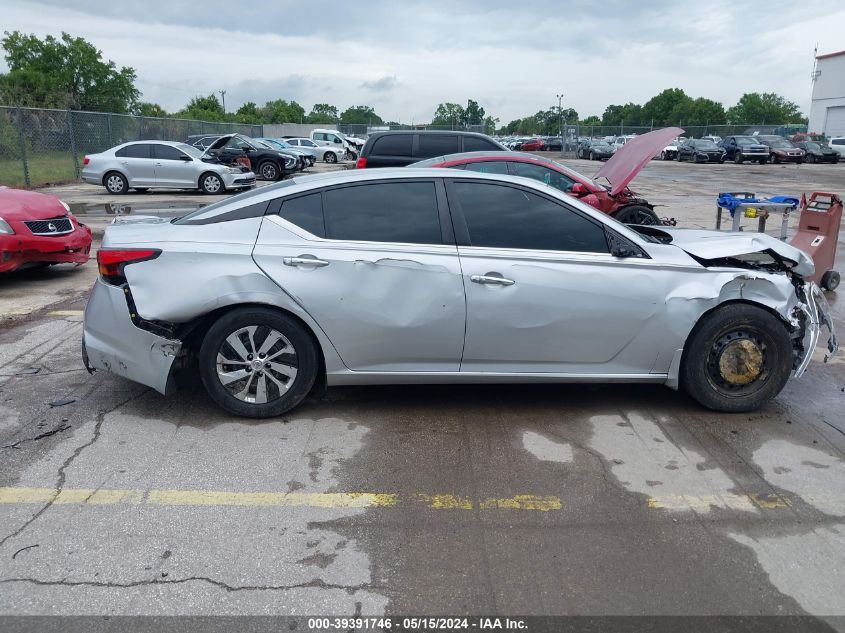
656, 134, 842, 165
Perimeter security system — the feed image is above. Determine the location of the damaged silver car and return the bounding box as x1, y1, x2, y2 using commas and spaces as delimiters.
82, 169, 837, 417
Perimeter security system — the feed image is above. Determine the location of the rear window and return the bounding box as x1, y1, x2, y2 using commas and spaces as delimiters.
371, 134, 413, 156
417, 134, 459, 158
323, 182, 441, 244
463, 136, 501, 152
115, 144, 151, 159
832, 139, 845, 145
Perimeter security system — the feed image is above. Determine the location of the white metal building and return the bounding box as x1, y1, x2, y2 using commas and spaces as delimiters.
809, 49, 845, 137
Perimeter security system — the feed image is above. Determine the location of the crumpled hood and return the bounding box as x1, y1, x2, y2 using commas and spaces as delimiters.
0, 187, 68, 221
660, 228, 815, 276
596, 127, 684, 196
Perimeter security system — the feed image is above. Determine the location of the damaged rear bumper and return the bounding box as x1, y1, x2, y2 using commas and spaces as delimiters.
794, 283, 838, 378
82, 279, 181, 394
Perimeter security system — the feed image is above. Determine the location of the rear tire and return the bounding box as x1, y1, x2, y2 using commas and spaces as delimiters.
613, 205, 660, 225
325, 152, 338, 164
104, 172, 128, 195
198, 307, 319, 418
681, 304, 793, 413
734, 152, 743, 164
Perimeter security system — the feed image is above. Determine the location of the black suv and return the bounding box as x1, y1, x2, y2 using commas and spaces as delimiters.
356, 131, 506, 168
185, 134, 301, 180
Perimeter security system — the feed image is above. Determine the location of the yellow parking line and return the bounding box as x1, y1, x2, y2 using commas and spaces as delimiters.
47, 309, 84, 317
0, 487, 562, 511
647, 492, 792, 511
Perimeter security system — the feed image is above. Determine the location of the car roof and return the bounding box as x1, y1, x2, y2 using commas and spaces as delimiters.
120, 140, 187, 148
366, 130, 495, 138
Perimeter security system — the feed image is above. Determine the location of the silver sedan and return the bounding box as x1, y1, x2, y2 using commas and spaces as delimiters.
82, 169, 837, 418
284, 137, 346, 163
81, 141, 256, 194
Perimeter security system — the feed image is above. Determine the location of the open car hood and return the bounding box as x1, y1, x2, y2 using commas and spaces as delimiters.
659, 227, 815, 276
200, 133, 237, 159
595, 127, 684, 196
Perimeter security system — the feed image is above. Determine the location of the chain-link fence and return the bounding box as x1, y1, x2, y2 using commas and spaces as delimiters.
0, 106, 262, 188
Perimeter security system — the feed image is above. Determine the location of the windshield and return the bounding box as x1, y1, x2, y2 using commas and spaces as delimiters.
805, 142, 820, 150
262, 139, 291, 150
177, 143, 203, 158
591, 142, 611, 149
735, 137, 760, 146
696, 140, 718, 149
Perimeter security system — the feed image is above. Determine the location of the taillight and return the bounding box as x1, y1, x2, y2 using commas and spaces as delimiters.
97, 248, 160, 285
83, 156, 90, 165
355, 156, 367, 169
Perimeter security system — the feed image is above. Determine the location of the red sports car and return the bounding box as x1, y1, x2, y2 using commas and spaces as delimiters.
0, 187, 92, 273
411, 127, 683, 224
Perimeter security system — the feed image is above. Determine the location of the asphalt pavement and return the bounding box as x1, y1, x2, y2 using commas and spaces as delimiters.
0, 159, 844, 627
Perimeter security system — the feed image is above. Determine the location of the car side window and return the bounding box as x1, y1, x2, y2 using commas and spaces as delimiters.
313, 133, 326, 141
323, 182, 441, 244
116, 144, 151, 159
153, 144, 188, 161
371, 135, 413, 156
287, 139, 299, 146
453, 181, 608, 253
417, 134, 459, 158
463, 136, 500, 152
302, 139, 317, 147
464, 161, 508, 174
510, 162, 575, 193
276, 192, 325, 237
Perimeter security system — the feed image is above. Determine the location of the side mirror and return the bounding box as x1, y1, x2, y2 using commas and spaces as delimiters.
179, 155, 192, 161
570, 182, 588, 196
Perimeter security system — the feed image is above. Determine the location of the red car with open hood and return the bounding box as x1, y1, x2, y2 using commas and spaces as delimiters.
410, 127, 683, 225
0, 187, 92, 273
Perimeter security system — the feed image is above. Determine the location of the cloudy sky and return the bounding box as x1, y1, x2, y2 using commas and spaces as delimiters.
3, 0, 844, 122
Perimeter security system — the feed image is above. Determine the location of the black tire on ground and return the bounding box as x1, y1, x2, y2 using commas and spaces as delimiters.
199, 172, 224, 194
821, 270, 841, 291
589, 151, 595, 160
324, 152, 338, 164
613, 205, 660, 225
198, 307, 319, 418
258, 161, 280, 181
681, 303, 793, 413
134, 188, 149, 193
718, 157, 725, 164
833, 156, 840, 164
734, 152, 743, 164
758, 158, 767, 165
104, 171, 128, 194
807, 154, 815, 164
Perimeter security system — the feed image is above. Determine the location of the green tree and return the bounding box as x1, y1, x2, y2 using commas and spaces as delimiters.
580, 115, 602, 126
0, 31, 139, 112
340, 105, 383, 125
602, 102, 644, 126
483, 115, 499, 135
686, 97, 726, 126
641, 88, 692, 126
260, 99, 306, 124
726, 92, 805, 124
178, 94, 226, 121
431, 102, 466, 127
463, 99, 486, 126
136, 102, 167, 118
235, 101, 261, 124
306, 103, 339, 124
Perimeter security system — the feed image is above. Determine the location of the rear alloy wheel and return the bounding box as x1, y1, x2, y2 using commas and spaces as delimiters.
200, 173, 224, 194
199, 307, 318, 418
613, 205, 660, 225
259, 161, 280, 181
681, 304, 792, 412
104, 172, 128, 194
324, 152, 338, 164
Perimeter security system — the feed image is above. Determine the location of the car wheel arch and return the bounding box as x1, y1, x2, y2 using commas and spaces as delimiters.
678, 297, 795, 375
179, 301, 328, 398
102, 170, 128, 186
198, 170, 224, 190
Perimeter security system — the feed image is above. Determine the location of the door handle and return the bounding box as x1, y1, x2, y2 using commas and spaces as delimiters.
283, 256, 330, 267
471, 274, 515, 286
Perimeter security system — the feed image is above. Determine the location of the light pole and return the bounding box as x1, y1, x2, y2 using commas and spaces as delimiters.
219, 90, 226, 113
556, 93, 564, 154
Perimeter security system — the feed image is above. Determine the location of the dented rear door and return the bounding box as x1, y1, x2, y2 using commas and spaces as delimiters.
252, 180, 466, 372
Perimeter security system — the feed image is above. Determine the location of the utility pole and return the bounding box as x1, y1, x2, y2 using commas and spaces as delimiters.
556, 93, 563, 140
219, 90, 227, 112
